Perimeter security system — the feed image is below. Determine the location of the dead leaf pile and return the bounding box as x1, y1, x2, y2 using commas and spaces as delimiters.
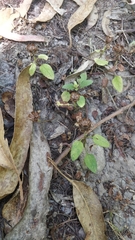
0, 0, 99, 45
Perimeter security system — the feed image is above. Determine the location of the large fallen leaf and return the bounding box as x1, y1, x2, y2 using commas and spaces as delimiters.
0, 109, 13, 169
72, 180, 107, 240
31, 1, 64, 23
73, 1, 98, 30
48, 158, 107, 240
86, 5, 98, 30
0, 66, 33, 199
102, 10, 114, 38
68, 0, 97, 47
4, 123, 53, 239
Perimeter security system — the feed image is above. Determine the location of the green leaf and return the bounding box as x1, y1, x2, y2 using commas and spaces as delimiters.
112, 76, 123, 93
62, 83, 75, 91
94, 58, 108, 66
77, 96, 85, 108
61, 91, 70, 102
78, 79, 93, 89
71, 140, 84, 161
40, 64, 54, 80
29, 63, 36, 76
80, 72, 87, 81
38, 54, 48, 60
84, 154, 97, 173
73, 80, 79, 91
92, 134, 110, 148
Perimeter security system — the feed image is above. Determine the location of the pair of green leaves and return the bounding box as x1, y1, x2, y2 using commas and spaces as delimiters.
62, 72, 93, 92
29, 54, 54, 80
61, 91, 85, 108
71, 134, 110, 173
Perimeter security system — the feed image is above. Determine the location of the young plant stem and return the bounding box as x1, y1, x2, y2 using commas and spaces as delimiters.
55, 99, 135, 166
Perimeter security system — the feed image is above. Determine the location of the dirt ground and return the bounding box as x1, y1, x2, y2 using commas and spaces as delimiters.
0, 0, 135, 240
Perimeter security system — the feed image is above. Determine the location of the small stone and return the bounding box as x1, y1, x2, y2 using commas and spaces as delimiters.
124, 191, 133, 200
130, 134, 135, 149
97, 183, 106, 196
133, 195, 135, 201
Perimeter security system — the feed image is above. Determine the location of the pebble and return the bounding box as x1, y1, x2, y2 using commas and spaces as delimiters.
130, 134, 135, 149
97, 183, 106, 196
124, 191, 133, 200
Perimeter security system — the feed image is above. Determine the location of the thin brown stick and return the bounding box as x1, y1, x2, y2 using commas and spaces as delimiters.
55, 99, 135, 165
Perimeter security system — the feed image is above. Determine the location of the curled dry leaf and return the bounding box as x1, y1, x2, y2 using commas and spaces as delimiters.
68, 0, 97, 47
0, 3, 45, 41
0, 109, 13, 169
72, 180, 107, 240
31, 0, 64, 23
102, 10, 114, 38
86, 5, 98, 30
0, 66, 33, 199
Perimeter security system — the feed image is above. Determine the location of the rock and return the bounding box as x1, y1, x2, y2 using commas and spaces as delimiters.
97, 183, 106, 196
130, 134, 135, 149
123, 191, 133, 200
126, 155, 135, 175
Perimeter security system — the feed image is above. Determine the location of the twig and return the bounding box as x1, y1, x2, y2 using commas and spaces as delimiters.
55, 99, 135, 165
116, 29, 135, 33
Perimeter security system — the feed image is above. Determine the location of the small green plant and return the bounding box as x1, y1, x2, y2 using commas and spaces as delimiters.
70, 134, 110, 173
61, 72, 93, 108
112, 75, 123, 93
29, 54, 54, 80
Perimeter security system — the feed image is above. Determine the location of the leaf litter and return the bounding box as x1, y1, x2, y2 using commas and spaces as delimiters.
0, 66, 33, 200
48, 156, 107, 240
68, 0, 98, 47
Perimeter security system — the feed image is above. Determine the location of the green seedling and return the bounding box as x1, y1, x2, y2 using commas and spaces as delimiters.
61, 72, 93, 108
112, 75, 123, 93
29, 54, 54, 80
70, 134, 110, 173
94, 58, 108, 66
93, 46, 124, 93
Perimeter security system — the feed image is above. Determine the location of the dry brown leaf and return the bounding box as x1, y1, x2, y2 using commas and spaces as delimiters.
68, 0, 97, 47
0, 4, 45, 41
72, 180, 107, 240
86, 5, 98, 30
31, 1, 64, 23
2, 189, 28, 234
0, 109, 13, 169
102, 10, 114, 38
0, 66, 33, 199
47, 157, 107, 240
16, 0, 33, 17
0, 8, 19, 33
46, 0, 65, 15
